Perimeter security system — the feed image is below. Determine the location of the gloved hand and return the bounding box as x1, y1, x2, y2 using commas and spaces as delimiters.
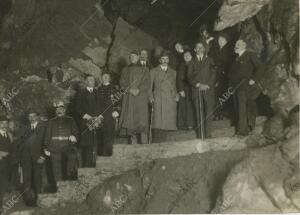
179, 91, 186, 98
69, 135, 77, 143
112, 111, 119, 119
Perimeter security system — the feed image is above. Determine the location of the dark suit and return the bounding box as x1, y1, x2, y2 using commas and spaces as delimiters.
76, 88, 100, 167
19, 122, 46, 205
0, 133, 12, 209
188, 55, 216, 138
176, 62, 195, 129
228, 51, 262, 135
214, 43, 234, 118
97, 84, 119, 156
44, 116, 79, 191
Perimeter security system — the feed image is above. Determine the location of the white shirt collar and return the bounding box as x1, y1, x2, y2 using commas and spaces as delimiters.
0, 129, 7, 137
103, 82, 110, 86
140, 61, 146, 65
197, 54, 204, 61
31, 121, 38, 129
206, 37, 214, 44
238, 49, 246, 57
160, 65, 168, 71
87, 87, 94, 92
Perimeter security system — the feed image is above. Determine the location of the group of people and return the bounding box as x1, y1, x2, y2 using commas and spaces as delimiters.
0, 72, 121, 208
0, 25, 263, 209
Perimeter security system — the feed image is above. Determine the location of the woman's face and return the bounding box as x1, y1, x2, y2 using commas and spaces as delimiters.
183, 52, 192, 62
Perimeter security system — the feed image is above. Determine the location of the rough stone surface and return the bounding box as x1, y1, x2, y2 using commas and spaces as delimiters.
213, 123, 300, 213
85, 150, 247, 214
214, 0, 271, 31
108, 17, 159, 73
32, 136, 247, 212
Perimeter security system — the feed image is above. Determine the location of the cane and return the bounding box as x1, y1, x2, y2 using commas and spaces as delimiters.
198, 88, 205, 140
148, 101, 154, 144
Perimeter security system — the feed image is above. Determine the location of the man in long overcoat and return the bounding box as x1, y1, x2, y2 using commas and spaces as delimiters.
119, 51, 151, 144
149, 51, 178, 143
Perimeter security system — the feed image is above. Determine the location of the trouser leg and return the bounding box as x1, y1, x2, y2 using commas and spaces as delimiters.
33, 162, 43, 194
152, 129, 167, 143
204, 89, 215, 138
237, 91, 249, 135
247, 98, 257, 130
45, 156, 57, 192
101, 119, 115, 155
0, 161, 9, 209
62, 147, 79, 180
48, 153, 62, 188
21, 157, 32, 195
21, 157, 36, 205
81, 146, 95, 168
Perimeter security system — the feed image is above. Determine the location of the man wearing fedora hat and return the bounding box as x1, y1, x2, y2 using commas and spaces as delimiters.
44, 101, 79, 192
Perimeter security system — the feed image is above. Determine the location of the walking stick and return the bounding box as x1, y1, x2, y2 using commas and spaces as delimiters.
198, 88, 205, 140
148, 101, 154, 144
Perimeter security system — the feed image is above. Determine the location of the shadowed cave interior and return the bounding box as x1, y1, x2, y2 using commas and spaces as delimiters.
0, 0, 299, 214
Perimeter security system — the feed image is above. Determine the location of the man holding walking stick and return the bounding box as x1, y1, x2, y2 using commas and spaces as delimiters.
188, 42, 216, 139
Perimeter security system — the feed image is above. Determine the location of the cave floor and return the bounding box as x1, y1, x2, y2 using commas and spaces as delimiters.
6, 118, 266, 215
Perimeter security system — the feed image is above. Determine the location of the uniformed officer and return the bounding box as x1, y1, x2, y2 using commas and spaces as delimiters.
44, 101, 79, 192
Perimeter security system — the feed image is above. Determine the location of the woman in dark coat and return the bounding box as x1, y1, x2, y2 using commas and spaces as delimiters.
176, 50, 195, 130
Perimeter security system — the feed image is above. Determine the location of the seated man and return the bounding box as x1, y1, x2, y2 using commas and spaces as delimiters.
44, 101, 79, 192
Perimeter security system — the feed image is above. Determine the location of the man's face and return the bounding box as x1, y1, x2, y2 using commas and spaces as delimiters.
140, 50, 148, 61
28, 113, 39, 124
56, 106, 66, 117
195, 43, 205, 55
218, 36, 227, 47
234, 40, 246, 54
130, 54, 139, 64
175, 43, 184, 53
86, 76, 96, 88
201, 29, 209, 38
160, 56, 169, 66
183, 52, 192, 62
0, 121, 8, 130
102, 74, 111, 84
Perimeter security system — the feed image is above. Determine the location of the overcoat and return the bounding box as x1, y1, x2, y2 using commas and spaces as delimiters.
150, 66, 177, 130
119, 64, 151, 134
